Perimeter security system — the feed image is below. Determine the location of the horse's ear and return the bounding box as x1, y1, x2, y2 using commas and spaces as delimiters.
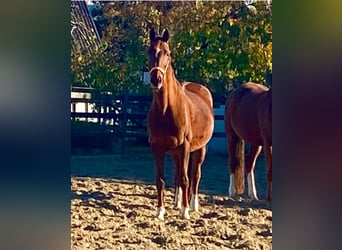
149, 28, 156, 41
161, 29, 169, 42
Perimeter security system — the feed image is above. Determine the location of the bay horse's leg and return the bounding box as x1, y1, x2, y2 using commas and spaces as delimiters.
152, 147, 166, 220
189, 146, 206, 212
171, 154, 182, 209
264, 145, 272, 201
227, 132, 245, 197
245, 144, 262, 200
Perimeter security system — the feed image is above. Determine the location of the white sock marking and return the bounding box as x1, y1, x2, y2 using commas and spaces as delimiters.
182, 207, 190, 219
174, 187, 182, 209
247, 172, 259, 200
156, 207, 165, 220
190, 194, 199, 212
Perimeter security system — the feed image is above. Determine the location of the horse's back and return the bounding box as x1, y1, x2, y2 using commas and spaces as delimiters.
233, 82, 269, 99
183, 82, 213, 109
225, 82, 271, 145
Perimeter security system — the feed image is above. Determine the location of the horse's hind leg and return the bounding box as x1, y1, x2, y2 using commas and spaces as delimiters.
264, 145, 272, 201
189, 146, 206, 212
245, 144, 262, 200
152, 147, 166, 220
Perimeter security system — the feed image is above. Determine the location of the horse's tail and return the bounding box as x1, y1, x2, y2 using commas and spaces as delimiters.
234, 138, 245, 194
224, 97, 245, 195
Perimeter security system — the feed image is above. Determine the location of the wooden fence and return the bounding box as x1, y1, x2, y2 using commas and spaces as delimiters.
71, 88, 226, 153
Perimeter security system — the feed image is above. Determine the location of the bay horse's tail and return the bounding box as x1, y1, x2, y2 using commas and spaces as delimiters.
224, 97, 245, 195
233, 138, 245, 194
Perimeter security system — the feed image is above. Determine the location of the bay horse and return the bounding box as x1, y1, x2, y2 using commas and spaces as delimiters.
147, 28, 214, 220
224, 82, 272, 201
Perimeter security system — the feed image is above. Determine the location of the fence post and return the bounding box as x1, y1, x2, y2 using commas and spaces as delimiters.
119, 90, 128, 154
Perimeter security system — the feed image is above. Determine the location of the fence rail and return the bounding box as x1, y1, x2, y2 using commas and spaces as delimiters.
71, 92, 226, 153
71, 112, 225, 122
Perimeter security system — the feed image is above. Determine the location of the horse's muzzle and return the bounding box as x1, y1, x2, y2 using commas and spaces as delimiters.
150, 77, 162, 90
149, 67, 165, 90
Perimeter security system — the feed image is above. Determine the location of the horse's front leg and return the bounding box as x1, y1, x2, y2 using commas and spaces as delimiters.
174, 175, 182, 209
171, 154, 182, 209
152, 147, 166, 220
189, 147, 206, 212
172, 141, 191, 219
180, 141, 191, 219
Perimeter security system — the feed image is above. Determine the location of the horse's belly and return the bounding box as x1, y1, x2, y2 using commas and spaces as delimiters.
190, 128, 214, 151
231, 111, 271, 146
188, 106, 214, 151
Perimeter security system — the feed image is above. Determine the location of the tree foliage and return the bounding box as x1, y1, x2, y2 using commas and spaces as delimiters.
71, 0, 272, 99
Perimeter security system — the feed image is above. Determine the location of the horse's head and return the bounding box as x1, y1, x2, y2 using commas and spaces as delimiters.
148, 28, 171, 91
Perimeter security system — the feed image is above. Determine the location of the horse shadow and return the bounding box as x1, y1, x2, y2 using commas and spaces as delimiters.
71, 190, 120, 212
71, 187, 157, 214
204, 195, 272, 211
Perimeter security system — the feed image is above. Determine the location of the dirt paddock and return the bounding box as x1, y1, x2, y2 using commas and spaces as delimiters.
71, 147, 272, 249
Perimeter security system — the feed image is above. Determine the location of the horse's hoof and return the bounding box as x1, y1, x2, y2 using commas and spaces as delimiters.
228, 186, 236, 197
174, 200, 182, 210
174, 204, 182, 210
156, 207, 165, 220
182, 207, 190, 219
249, 195, 259, 201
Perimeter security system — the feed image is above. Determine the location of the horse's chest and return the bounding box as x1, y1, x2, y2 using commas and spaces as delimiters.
148, 112, 189, 149
148, 109, 188, 132
149, 135, 183, 150
149, 125, 186, 150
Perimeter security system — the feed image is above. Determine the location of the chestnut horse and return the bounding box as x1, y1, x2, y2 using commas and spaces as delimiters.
224, 82, 272, 201
147, 28, 214, 220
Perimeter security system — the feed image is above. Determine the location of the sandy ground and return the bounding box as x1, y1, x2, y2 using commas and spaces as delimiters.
71, 149, 272, 249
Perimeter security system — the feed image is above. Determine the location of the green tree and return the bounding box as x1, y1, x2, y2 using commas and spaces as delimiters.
71, 0, 272, 99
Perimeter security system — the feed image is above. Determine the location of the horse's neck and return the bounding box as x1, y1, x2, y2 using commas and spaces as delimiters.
153, 67, 181, 114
